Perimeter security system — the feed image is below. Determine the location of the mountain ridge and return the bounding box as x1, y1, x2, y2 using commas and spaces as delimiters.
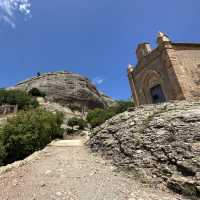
10, 71, 114, 111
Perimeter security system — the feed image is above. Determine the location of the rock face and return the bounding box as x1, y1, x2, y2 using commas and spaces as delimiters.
89, 101, 200, 197
14, 71, 112, 110
100, 92, 115, 107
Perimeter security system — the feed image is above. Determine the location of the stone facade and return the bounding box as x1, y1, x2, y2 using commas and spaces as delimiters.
128, 32, 200, 106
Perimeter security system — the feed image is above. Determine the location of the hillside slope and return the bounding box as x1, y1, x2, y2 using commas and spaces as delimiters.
89, 101, 200, 198
13, 71, 113, 111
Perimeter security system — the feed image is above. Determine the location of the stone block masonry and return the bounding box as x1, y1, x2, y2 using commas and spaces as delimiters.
128, 32, 200, 105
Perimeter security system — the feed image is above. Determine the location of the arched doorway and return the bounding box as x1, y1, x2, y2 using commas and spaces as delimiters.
141, 70, 167, 104
150, 84, 166, 103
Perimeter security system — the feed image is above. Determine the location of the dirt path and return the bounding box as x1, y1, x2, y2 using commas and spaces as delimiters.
0, 139, 188, 200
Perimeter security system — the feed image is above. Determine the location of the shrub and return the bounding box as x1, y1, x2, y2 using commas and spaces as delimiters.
0, 109, 64, 164
87, 100, 134, 128
86, 108, 115, 128
66, 128, 74, 134
67, 117, 87, 130
0, 130, 6, 166
28, 88, 46, 97
0, 89, 39, 110
113, 100, 134, 114
68, 104, 82, 112
0, 144, 6, 166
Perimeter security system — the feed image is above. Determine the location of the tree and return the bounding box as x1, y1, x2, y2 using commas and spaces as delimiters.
86, 100, 134, 128
67, 117, 87, 130
28, 88, 46, 97
0, 89, 39, 110
113, 100, 134, 114
86, 108, 115, 128
1, 109, 64, 164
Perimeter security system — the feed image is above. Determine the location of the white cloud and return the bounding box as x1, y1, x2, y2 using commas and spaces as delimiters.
92, 77, 104, 85
0, 0, 31, 28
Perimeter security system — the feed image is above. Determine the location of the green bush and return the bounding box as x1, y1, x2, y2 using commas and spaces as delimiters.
0, 144, 6, 166
0, 130, 6, 166
28, 88, 46, 97
0, 89, 39, 110
87, 100, 134, 128
86, 108, 115, 128
68, 104, 82, 112
67, 117, 87, 130
0, 109, 64, 164
113, 100, 134, 114
66, 128, 74, 134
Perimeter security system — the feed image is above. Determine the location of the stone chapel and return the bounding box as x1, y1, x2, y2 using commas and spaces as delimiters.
128, 32, 200, 106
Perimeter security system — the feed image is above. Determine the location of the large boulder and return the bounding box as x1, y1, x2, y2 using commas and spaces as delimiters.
14, 71, 112, 110
88, 101, 200, 197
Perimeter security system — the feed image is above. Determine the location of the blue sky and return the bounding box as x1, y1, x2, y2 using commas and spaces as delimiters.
0, 0, 199, 99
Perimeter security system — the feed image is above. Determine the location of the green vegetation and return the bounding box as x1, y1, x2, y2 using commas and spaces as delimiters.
0, 89, 39, 110
0, 138, 6, 166
111, 100, 134, 114
86, 108, 115, 128
0, 109, 64, 165
87, 100, 134, 128
67, 117, 87, 130
28, 88, 46, 97
65, 128, 74, 134
68, 104, 83, 112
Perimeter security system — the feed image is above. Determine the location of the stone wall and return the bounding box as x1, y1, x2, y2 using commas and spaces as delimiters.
174, 45, 200, 100
128, 43, 182, 105
128, 33, 200, 105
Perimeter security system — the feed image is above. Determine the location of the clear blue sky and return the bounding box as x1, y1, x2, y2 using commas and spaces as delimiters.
0, 0, 199, 99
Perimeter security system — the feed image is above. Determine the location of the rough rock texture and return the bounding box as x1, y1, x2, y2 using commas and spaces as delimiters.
89, 101, 200, 198
100, 92, 116, 107
37, 97, 83, 118
14, 71, 112, 110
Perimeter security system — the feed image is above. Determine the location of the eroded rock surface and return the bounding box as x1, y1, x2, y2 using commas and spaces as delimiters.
89, 101, 200, 198
14, 71, 113, 110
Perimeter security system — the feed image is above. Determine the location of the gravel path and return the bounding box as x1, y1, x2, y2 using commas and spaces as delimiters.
0, 139, 188, 200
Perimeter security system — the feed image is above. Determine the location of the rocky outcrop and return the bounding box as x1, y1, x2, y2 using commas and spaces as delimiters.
100, 93, 115, 107
88, 101, 200, 197
14, 71, 112, 110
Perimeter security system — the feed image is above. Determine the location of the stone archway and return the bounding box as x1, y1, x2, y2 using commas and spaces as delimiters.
141, 70, 166, 104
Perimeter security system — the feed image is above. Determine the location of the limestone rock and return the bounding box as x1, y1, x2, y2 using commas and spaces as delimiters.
13, 71, 112, 110
88, 101, 200, 197
100, 92, 116, 107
